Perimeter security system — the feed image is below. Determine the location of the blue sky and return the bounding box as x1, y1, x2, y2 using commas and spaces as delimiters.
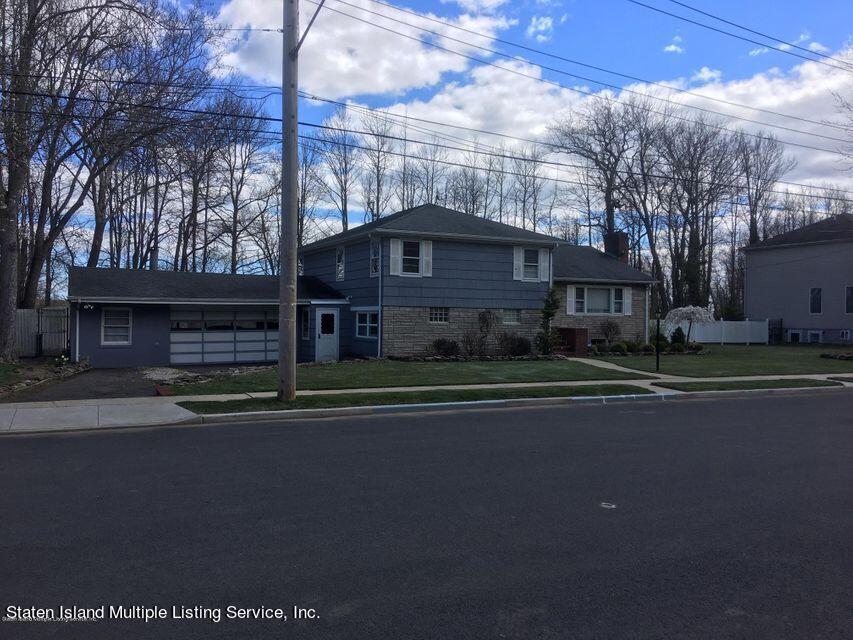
212, 0, 853, 187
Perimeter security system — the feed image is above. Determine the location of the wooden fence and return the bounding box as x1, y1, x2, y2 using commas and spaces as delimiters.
14, 307, 69, 357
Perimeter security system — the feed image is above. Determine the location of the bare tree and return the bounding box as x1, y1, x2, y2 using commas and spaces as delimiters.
360, 112, 394, 222
736, 131, 795, 244
317, 107, 359, 230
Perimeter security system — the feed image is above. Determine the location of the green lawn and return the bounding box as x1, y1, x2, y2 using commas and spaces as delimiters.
178, 384, 653, 414
600, 345, 853, 378
171, 359, 652, 395
654, 378, 843, 392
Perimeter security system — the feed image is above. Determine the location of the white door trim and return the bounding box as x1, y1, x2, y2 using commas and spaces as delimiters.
315, 307, 340, 362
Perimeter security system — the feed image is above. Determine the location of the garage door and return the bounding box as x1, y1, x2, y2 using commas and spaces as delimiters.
169, 309, 278, 365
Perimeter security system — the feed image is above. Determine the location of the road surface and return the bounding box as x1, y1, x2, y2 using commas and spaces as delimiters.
1, 391, 851, 638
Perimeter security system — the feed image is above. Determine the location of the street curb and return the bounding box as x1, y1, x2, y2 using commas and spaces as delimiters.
2, 385, 849, 436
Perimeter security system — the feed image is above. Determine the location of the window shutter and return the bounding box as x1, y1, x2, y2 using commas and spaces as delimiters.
623, 287, 632, 315
539, 248, 549, 282
513, 247, 523, 281
566, 285, 575, 315
390, 239, 402, 276
421, 240, 432, 277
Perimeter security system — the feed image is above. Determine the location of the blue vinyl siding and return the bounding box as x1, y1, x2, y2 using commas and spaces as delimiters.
73, 302, 171, 368
302, 241, 378, 307
381, 238, 549, 309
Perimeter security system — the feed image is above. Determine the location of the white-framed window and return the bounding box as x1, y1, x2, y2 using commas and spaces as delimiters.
809, 287, 821, 314
402, 241, 421, 275
101, 307, 132, 345
335, 247, 345, 281
523, 249, 540, 281
503, 309, 521, 325
370, 239, 380, 277
808, 330, 822, 344
846, 286, 852, 314
356, 311, 379, 339
841, 329, 851, 342
301, 307, 310, 340
572, 286, 631, 315
613, 288, 624, 314
429, 307, 449, 323
789, 330, 801, 344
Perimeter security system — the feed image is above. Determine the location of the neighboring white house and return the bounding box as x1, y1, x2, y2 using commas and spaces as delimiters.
743, 214, 853, 344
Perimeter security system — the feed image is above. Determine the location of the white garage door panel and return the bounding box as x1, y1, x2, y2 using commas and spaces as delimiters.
171, 332, 203, 343
171, 353, 204, 364
236, 352, 266, 362
204, 352, 235, 363
236, 331, 266, 342
236, 341, 266, 352
204, 331, 235, 342
203, 342, 234, 353
170, 343, 203, 354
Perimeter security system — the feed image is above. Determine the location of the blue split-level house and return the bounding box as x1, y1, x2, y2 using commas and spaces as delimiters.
69, 204, 653, 367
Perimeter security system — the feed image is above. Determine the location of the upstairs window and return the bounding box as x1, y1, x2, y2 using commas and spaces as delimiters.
370, 239, 380, 277
402, 241, 421, 275
335, 247, 345, 281
523, 249, 540, 281
810, 287, 822, 314
101, 308, 132, 345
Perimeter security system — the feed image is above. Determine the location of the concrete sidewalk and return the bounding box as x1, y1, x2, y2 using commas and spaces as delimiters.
1, 370, 851, 435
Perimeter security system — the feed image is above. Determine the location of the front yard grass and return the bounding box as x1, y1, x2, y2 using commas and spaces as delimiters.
599, 345, 853, 378
171, 359, 652, 395
178, 383, 653, 414
654, 378, 843, 392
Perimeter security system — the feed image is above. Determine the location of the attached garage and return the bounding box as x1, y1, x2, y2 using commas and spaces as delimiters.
68, 268, 349, 368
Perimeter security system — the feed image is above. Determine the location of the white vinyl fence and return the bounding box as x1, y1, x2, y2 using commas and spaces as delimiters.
675, 319, 769, 345
14, 307, 69, 357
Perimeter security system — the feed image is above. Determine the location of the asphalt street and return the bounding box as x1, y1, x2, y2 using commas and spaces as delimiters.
1, 391, 851, 639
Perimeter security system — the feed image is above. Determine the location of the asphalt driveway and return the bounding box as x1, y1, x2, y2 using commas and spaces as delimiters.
1, 392, 851, 638
0, 368, 157, 402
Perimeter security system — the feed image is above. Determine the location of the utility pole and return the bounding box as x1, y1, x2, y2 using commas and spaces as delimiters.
278, 0, 324, 401
278, 0, 299, 401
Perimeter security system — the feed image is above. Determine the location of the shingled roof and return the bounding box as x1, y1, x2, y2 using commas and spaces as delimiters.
743, 213, 853, 251
68, 267, 346, 303
301, 203, 560, 252
552, 245, 654, 284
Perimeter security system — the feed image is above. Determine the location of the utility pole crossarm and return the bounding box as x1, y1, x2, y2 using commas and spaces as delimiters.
294, 0, 325, 56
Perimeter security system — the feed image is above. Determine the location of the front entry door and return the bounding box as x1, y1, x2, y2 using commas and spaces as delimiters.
315, 308, 339, 362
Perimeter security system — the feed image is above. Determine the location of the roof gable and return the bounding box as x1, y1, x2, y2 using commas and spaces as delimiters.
744, 214, 853, 250
301, 204, 559, 252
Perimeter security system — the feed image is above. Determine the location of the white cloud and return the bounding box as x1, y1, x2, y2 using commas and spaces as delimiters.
525, 15, 554, 43
663, 35, 684, 54
443, 0, 508, 12
691, 66, 722, 83
809, 41, 830, 53
749, 47, 769, 57
378, 46, 853, 188
215, 0, 512, 98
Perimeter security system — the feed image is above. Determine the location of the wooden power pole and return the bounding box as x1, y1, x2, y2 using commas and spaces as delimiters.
278, 0, 299, 401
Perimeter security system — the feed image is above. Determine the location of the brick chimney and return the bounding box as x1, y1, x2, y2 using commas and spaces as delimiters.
603, 231, 629, 264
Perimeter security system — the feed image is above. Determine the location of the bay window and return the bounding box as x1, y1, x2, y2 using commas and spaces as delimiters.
571, 286, 631, 315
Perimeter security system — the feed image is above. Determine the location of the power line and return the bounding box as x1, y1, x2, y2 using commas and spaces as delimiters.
323, 0, 849, 144
359, 0, 852, 134
11, 87, 853, 204
306, 0, 848, 157
623, 0, 853, 74
663, 0, 853, 68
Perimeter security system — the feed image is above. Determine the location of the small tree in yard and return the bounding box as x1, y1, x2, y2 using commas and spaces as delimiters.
536, 287, 561, 354
665, 306, 713, 344
599, 319, 621, 345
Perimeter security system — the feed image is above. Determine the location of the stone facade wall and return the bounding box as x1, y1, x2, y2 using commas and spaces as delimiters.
382, 306, 540, 356
552, 284, 649, 343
